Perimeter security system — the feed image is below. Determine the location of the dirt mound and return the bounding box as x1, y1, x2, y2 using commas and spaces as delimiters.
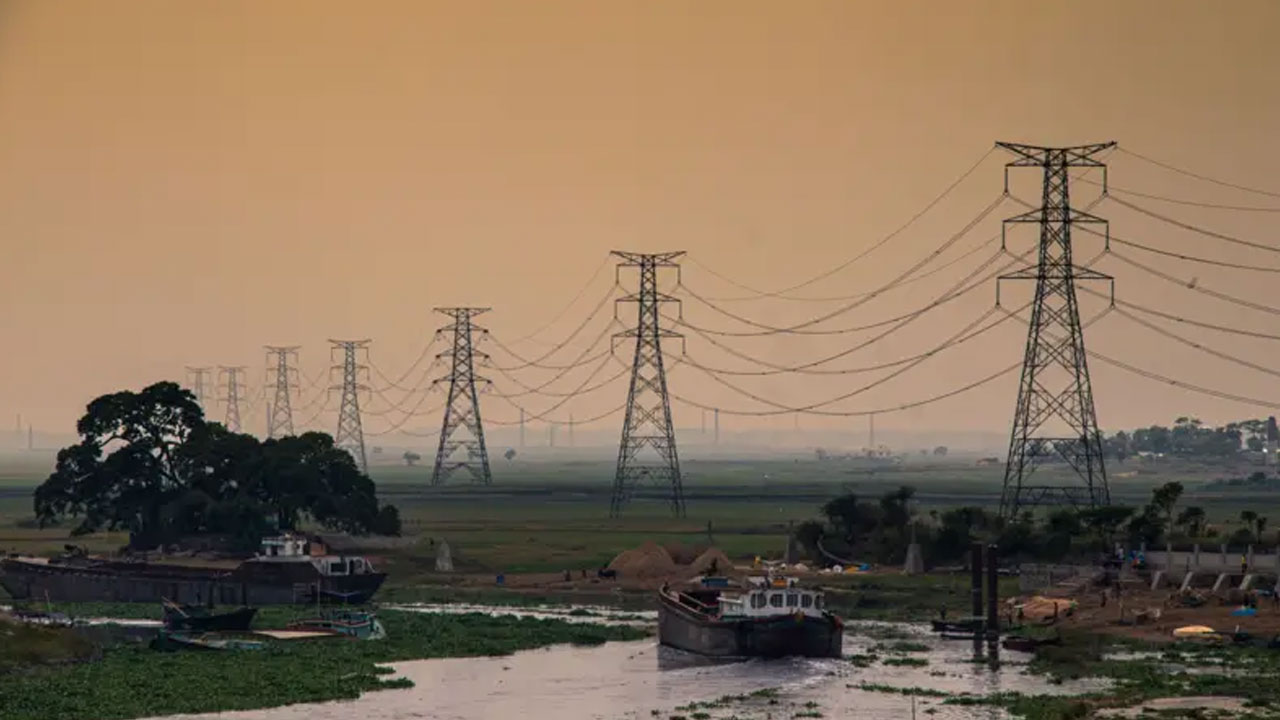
663, 542, 708, 565
689, 547, 735, 575
607, 541, 677, 578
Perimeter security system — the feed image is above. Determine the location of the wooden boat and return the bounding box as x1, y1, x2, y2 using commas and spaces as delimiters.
287, 609, 386, 640
931, 618, 984, 634
150, 629, 266, 652
162, 599, 258, 632
657, 576, 842, 659
1001, 634, 1062, 652
1, 534, 386, 605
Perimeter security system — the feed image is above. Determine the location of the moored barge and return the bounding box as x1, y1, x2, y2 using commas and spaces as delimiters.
658, 575, 843, 658
0, 534, 385, 605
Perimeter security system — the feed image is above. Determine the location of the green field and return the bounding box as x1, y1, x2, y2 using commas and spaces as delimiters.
4, 450, 1277, 576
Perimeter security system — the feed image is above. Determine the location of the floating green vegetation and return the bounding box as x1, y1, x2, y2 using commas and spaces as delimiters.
0, 610, 645, 720
846, 652, 876, 667
871, 640, 930, 653
883, 656, 928, 667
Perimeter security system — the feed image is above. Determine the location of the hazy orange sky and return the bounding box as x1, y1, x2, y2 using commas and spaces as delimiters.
2, 0, 1280, 446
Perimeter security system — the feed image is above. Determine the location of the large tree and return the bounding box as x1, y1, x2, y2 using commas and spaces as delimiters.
36, 381, 401, 550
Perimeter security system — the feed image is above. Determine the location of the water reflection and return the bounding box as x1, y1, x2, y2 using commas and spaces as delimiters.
149, 617, 1107, 720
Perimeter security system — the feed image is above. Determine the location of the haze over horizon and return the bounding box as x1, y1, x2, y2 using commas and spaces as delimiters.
3, 0, 1280, 443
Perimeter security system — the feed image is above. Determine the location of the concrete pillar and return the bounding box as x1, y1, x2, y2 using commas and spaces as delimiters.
1166, 542, 1173, 570
1180, 572, 1194, 592
1248, 544, 1255, 571
1212, 573, 1229, 592
1221, 544, 1228, 567
1151, 570, 1164, 590
1193, 544, 1201, 569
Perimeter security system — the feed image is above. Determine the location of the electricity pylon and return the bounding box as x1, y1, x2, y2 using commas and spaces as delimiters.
330, 340, 370, 473
431, 307, 492, 485
185, 366, 213, 410
997, 141, 1114, 519
265, 345, 300, 438
217, 366, 247, 433
610, 251, 685, 518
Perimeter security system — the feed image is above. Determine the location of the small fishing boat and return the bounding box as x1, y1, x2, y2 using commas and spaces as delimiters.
150, 629, 266, 652
930, 618, 984, 634
658, 575, 842, 659
162, 599, 258, 632
1001, 634, 1061, 652
287, 609, 386, 640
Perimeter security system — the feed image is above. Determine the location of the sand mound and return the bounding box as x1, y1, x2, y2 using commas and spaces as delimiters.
663, 542, 708, 565
607, 541, 677, 578
1011, 595, 1076, 621
689, 547, 734, 575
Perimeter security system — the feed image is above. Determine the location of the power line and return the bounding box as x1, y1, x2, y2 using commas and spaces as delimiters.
1108, 195, 1280, 254
678, 193, 1007, 335
485, 283, 618, 370
680, 305, 1004, 416
1079, 285, 1280, 342
1109, 234, 1280, 273
1090, 349, 1280, 410
1107, 250, 1280, 317
678, 242, 1011, 339
671, 246, 1030, 374
1117, 146, 1280, 200
690, 234, 1001, 303
679, 301, 1024, 377
683, 146, 997, 299
1112, 307, 1280, 380
1078, 177, 1280, 213
369, 333, 441, 392
504, 254, 614, 345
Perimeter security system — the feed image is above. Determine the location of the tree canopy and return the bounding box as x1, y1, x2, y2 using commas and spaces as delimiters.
35, 381, 401, 550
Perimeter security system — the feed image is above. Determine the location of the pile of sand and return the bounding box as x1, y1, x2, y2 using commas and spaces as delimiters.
607, 541, 678, 578
689, 547, 735, 575
1011, 595, 1077, 621
663, 542, 708, 566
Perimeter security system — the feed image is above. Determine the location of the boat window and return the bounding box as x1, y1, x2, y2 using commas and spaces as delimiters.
750, 593, 765, 609
815, 595, 824, 610
801, 594, 813, 608
786, 593, 798, 608
769, 593, 784, 608
329, 562, 344, 574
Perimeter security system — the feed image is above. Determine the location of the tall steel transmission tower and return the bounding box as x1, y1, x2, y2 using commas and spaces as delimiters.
185, 366, 213, 410
432, 307, 493, 485
264, 345, 300, 438
217, 366, 247, 433
997, 141, 1115, 519
610, 251, 685, 518
330, 340, 370, 472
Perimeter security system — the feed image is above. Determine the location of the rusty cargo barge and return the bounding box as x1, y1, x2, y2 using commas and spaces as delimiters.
658, 576, 843, 659
0, 534, 386, 605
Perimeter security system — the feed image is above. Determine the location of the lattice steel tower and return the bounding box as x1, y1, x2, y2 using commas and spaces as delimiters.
330, 339, 370, 472
185, 366, 213, 410
265, 345, 300, 438
610, 251, 685, 518
432, 307, 493, 485
997, 141, 1114, 519
217, 366, 247, 433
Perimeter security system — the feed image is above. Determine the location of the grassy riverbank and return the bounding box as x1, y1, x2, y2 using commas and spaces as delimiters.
0, 610, 647, 720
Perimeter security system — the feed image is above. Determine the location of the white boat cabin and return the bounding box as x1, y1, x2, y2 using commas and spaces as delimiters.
718, 576, 826, 619
254, 534, 377, 577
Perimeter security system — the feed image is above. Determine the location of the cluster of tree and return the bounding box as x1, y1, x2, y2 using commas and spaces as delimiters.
1105, 416, 1271, 460
793, 481, 1273, 568
34, 382, 401, 551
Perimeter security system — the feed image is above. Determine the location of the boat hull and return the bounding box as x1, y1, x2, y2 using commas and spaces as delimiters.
163, 606, 258, 632
1, 558, 386, 606
657, 591, 842, 659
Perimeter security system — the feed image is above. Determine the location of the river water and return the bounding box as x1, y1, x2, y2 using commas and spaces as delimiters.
153, 609, 1107, 720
